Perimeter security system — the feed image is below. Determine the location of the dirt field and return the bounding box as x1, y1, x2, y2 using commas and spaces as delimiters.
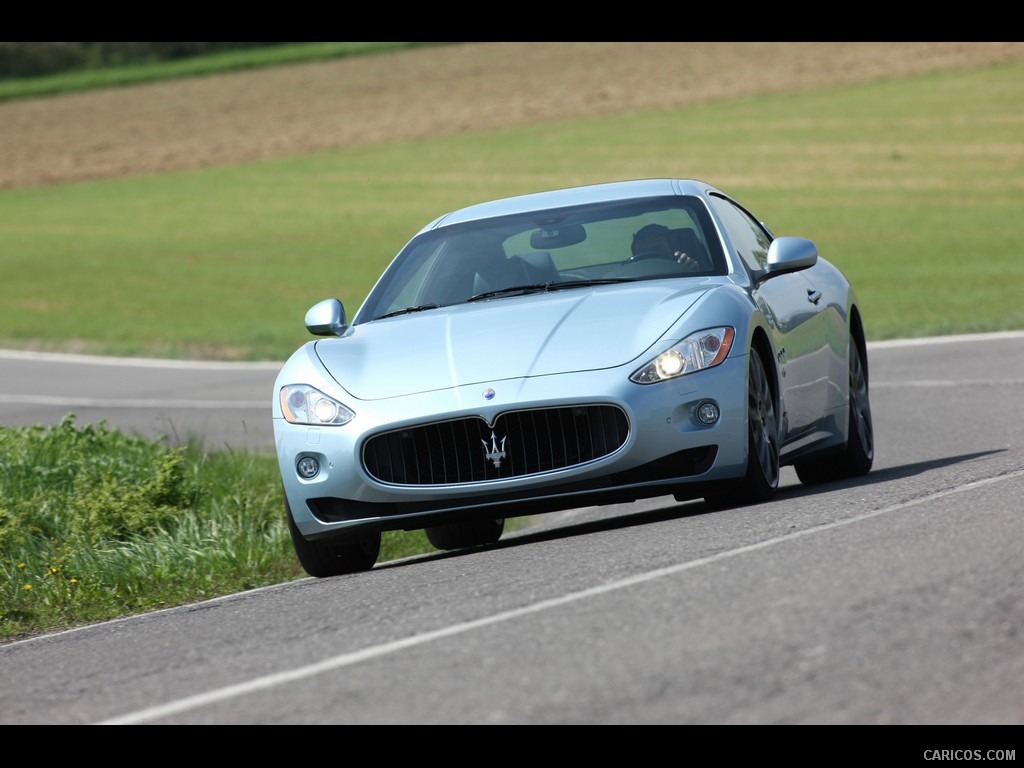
2, 42, 1023, 189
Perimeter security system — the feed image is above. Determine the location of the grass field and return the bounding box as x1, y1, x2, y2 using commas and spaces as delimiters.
1, 54, 1023, 361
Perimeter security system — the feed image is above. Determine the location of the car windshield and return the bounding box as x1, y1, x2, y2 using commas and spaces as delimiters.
356, 195, 727, 324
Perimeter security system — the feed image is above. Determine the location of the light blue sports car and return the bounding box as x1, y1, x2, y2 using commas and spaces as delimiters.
272, 179, 873, 576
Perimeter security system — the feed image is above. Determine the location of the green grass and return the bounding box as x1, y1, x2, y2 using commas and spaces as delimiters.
0, 416, 442, 641
0, 43, 456, 102
2, 54, 1023, 642
2, 59, 1022, 361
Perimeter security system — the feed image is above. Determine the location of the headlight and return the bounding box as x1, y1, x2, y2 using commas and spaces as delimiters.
630, 327, 734, 384
280, 384, 355, 426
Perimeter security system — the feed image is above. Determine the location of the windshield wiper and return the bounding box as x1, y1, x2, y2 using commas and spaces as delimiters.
547, 278, 634, 289
468, 283, 552, 302
375, 303, 440, 320
468, 278, 633, 302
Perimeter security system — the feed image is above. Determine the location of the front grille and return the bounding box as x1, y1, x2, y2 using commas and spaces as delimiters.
362, 405, 629, 485
312, 445, 717, 523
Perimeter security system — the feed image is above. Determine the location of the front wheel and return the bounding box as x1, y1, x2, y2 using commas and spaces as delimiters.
286, 497, 380, 577
425, 518, 505, 551
795, 336, 874, 485
705, 349, 779, 509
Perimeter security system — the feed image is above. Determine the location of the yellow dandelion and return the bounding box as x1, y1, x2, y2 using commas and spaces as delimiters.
22, 584, 32, 591
70, 578, 78, 584
17, 563, 25, 570
49, 566, 59, 574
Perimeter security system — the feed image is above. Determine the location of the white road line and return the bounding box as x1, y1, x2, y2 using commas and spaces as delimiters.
866, 330, 1024, 349
872, 379, 1024, 389
0, 395, 266, 409
0, 349, 280, 369
97, 468, 1024, 725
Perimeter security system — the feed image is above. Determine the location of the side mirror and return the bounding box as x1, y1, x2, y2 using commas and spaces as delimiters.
305, 298, 347, 337
766, 236, 818, 274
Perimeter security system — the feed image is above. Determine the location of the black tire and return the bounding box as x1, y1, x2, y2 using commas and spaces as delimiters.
705, 348, 780, 509
425, 518, 505, 551
286, 497, 380, 577
795, 336, 874, 485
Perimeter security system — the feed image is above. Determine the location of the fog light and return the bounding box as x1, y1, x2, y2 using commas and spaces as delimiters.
696, 400, 720, 425
296, 456, 320, 479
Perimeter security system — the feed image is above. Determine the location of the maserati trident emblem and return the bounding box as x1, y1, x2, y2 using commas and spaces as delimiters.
482, 431, 507, 468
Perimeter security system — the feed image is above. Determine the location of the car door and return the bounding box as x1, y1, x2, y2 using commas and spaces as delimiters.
708, 193, 830, 442
752, 269, 830, 440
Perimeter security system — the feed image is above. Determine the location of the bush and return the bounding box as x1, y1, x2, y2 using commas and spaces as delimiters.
0, 42, 294, 81
0, 42, 86, 79
0, 415, 300, 639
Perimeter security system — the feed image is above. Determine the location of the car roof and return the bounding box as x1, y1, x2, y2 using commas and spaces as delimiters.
418, 178, 719, 232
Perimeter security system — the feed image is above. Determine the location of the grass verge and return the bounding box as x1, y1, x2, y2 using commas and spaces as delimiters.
0, 415, 439, 642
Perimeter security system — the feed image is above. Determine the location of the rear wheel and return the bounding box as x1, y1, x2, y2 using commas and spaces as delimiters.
286, 497, 380, 577
425, 518, 505, 551
795, 336, 874, 485
705, 348, 779, 509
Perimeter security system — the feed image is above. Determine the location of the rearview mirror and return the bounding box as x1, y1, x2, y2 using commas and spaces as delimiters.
530, 223, 586, 249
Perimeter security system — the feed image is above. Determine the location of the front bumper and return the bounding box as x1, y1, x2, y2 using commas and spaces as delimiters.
275, 354, 750, 540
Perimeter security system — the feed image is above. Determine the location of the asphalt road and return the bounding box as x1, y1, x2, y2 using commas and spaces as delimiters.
0, 349, 280, 452
1, 332, 1023, 726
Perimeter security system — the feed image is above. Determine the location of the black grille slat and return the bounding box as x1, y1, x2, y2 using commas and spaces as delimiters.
549, 410, 562, 471
363, 405, 629, 486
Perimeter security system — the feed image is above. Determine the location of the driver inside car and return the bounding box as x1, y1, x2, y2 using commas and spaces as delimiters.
631, 223, 701, 272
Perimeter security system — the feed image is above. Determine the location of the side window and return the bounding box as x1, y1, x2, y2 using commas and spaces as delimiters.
708, 194, 772, 273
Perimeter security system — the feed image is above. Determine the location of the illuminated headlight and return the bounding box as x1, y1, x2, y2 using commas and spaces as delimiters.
280, 384, 355, 426
630, 327, 734, 384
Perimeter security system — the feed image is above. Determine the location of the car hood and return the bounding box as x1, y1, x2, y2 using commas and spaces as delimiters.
315, 283, 712, 400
